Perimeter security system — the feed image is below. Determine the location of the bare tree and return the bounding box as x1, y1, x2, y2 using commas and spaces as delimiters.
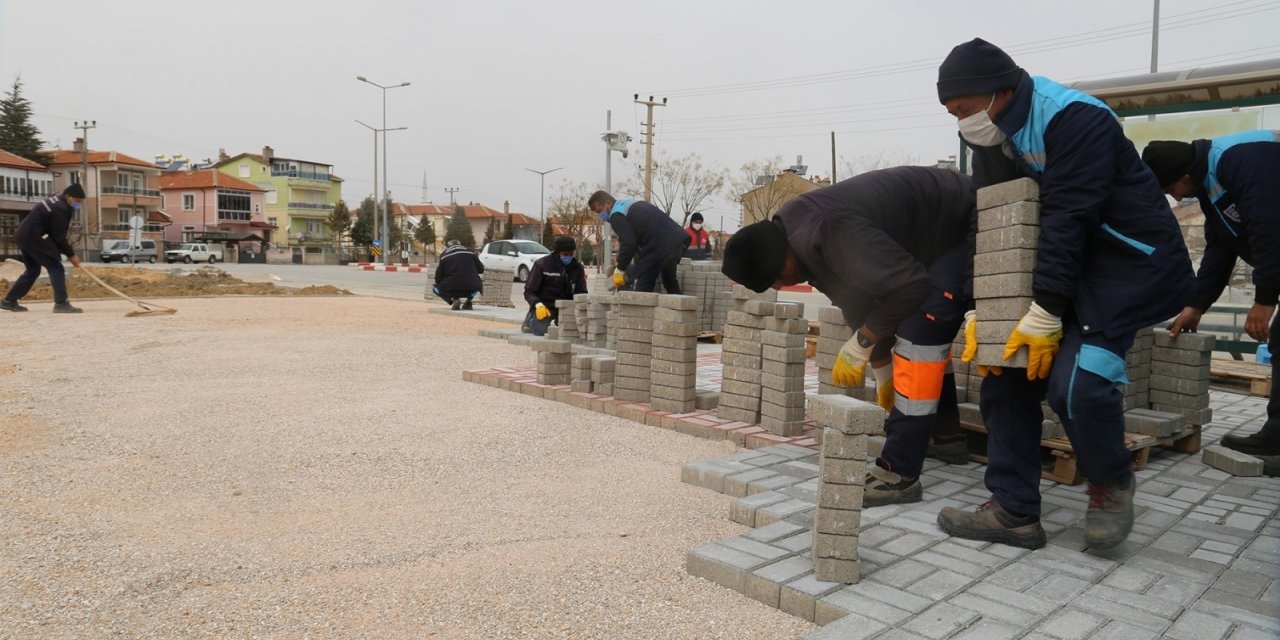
727, 155, 816, 228
838, 150, 920, 180
617, 151, 727, 226
545, 180, 602, 260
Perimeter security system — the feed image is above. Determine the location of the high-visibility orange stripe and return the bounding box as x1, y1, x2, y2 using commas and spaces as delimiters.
893, 354, 948, 400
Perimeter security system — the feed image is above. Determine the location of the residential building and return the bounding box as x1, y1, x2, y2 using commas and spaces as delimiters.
158, 169, 273, 248
47, 139, 169, 258
0, 148, 54, 260
737, 170, 822, 227
390, 201, 539, 254
214, 146, 342, 249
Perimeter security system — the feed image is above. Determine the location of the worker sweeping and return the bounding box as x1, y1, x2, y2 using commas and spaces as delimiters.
722, 166, 977, 507
2, 184, 85, 313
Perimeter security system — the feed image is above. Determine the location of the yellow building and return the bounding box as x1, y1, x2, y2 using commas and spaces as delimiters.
737, 171, 822, 227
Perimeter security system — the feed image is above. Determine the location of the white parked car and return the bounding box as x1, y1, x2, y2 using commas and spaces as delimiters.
478, 240, 550, 282
165, 243, 223, 264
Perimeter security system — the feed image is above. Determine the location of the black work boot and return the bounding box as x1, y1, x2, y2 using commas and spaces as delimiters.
1221, 430, 1280, 457
0, 299, 27, 312
462, 299, 473, 310
937, 500, 1047, 549
52, 301, 83, 314
450, 299, 462, 311
863, 460, 922, 507
1084, 471, 1135, 550
927, 433, 970, 465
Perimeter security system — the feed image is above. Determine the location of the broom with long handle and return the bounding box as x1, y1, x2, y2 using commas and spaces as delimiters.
77, 266, 177, 317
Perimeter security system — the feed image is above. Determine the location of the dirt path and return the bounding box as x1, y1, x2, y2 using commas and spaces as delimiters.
0, 263, 349, 300
0, 297, 814, 639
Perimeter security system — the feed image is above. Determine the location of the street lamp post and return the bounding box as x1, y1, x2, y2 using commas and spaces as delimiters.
357, 75, 410, 265
355, 119, 406, 261
525, 167, 562, 243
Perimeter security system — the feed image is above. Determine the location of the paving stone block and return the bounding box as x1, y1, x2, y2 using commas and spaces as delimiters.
686, 542, 770, 592
771, 301, 804, 318
695, 390, 719, 410
974, 272, 1034, 299
815, 508, 862, 536
1151, 347, 1212, 367
657, 294, 699, 311
1150, 389, 1210, 410
717, 404, 760, 424
650, 333, 696, 350
745, 555, 813, 609
652, 306, 697, 322
974, 296, 1033, 323
762, 330, 808, 348
536, 373, 570, 385
722, 337, 762, 355
1123, 409, 1184, 437
766, 317, 810, 334
977, 176, 1040, 210
718, 392, 761, 411
762, 360, 806, 377
1153, 331, 1216, 351
590, 357, 616, 372
616, 290, 660, 306
780, 572, 844, 622
726, 311, 767, 329
537, 363, 572, 375
1150, 404, 1212, 425
817, 306, 845, 324
976, 342, 1029, 368
653, 321, 701, 337
814, 556, 860, 584
722, 352, 763, 369
809, 395, 883, 434
821, 429, 868, 459
730, 491, 789, 525
651, 384, 698, 402
650, 371, 697, 388
974, 249, 1039, 277
762, 388, 807, 408
570, 380, 594, 393
651, 346, 697, 362
723, 367, 763, 384
816, 482, 866, 511
616, 327, 654, 342
761, 372, 807, 393
762, 345, 808, 363
977, 320, 1020, 345
813, 531, 860, 560
595, 382, 613, 396
530, 339, 574, 354
820, 457, 868, 485
536, 351, 572, 364
744, 300, 777, 316
1202, 445, 1263, 477
978, 200, 1041, 231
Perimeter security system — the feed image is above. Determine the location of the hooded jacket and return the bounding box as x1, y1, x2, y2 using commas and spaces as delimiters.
968, 71, 1194, 338
773, 166, 976, 337
434, 244, 484, 293
15, 195, 78, 259
524, 253, 588, 308
1182, 131, 1280, 308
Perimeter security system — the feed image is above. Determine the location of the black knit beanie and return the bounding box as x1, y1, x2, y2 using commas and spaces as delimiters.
937, 38, 1022, 104
553, 236, 576, 252
722, 220, 788, 293
1141, 140, 1197, 189
62, 183, 86, 199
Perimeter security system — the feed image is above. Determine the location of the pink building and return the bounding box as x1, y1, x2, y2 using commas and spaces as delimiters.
159, 169, 274, 248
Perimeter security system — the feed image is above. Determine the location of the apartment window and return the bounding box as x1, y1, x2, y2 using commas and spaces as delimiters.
69, 171, 81, 185
239, 164, 250, 178
305, 219, 324, 235
267, 217, 277, 229
182, 194, 195, 211
264, 190, 278, 205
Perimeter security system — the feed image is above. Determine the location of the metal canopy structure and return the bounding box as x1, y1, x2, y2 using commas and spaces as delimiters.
1067, 58, 1280, 117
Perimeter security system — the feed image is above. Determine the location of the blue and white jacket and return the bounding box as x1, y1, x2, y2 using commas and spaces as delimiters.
1184, 130, 1280, 308
602, 199, 688, 272
968, 72, 1193, 338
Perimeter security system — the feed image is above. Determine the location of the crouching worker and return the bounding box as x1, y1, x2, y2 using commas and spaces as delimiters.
432, 240, 484, 310
722, 166, 977, 507
524, 235, 588, 336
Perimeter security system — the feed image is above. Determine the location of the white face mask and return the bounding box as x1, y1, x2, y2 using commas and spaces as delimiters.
958, 93, 1006, 147
691, 223, 703, 230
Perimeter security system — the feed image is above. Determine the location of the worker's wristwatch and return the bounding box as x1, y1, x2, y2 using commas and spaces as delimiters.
856, 332, 874, 349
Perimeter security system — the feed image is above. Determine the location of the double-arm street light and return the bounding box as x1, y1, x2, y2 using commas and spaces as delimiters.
354, 119, 406, 259
525, 167, 563, 228
357, 75, 410, 265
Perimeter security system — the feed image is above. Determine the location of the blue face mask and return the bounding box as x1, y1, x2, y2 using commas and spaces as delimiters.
70, 202, 82, 211
559, 255, 573, 265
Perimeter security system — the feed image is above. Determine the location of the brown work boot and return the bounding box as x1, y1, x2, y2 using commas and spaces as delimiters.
863, 461, 922, 507
937, 500, 1046, 549
1084, 472, 1134, 550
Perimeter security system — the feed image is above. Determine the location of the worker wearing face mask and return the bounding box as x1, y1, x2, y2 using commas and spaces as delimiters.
684, 212, 713, 260
2, 183, 86, 314
933, 38, 1193, 550
523, 235, 589, 336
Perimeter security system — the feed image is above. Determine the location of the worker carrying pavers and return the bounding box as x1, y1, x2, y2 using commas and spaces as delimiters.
1143, 131, 1280, 459
935, 38, 1193, 550
722, 165, 977, 507
588, 190, 690, 294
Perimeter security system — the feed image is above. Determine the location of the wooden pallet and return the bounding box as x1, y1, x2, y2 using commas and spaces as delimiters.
959, 421, 1165, 485
697, 331, 723, 344
1211, 358, 1272, 397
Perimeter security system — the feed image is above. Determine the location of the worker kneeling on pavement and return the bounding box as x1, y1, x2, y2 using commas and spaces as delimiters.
523, 235, 589, 336
1143, 130, 1280, 460
432, 240, 484, 310
723, 166, 977, 508
936, 38, 1193, 550
588, 190, 689, 294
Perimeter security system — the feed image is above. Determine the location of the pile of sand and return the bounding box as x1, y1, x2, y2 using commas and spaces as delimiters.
0, 264, 349, 300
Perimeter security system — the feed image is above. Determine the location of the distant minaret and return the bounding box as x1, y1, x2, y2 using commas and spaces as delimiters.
421, 171, 429, 204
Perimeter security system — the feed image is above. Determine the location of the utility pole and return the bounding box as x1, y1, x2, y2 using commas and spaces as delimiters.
633, 95, 666, 201
603, 110, 613, 273
830, 131, 837, 183
1149, 0, 1160, 121
74, 120, 96, 257
444, 187, 459, 205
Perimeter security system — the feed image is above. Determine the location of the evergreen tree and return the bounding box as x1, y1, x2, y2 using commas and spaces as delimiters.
414, 217, 437, 253
501, 213, 515, 240
325, 200, 352, 244
444, 205, 476, 248
0, 76, 50, 166
482, 218, 497, 246
350, 196, 376, 246
540, 218, 555, 249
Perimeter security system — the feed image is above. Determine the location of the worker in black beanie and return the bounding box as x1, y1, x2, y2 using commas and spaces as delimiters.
724, 166, 978, 506
933, 37, 1194, 552
2, 184, 86, 313
1142, 131, 1280, 458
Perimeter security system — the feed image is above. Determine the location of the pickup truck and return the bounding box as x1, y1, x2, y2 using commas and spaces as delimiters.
165, 243, 224, 264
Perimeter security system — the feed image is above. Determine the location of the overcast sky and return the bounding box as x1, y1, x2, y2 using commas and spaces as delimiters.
2, 0, 1277, 229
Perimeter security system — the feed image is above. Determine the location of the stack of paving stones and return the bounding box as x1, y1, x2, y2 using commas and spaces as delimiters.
731, 283, 779, 312
1121, 329, 1154, 410
531, 338, 572, 385
584, 293, 610, 348
972, 177, 1040, 370
592, 356, 616, 396
569, 353, 596, 393
1149, 329, 1215, 427
554, 298, 581, 344
474, 267, 514, 307
810, 395, 881, 584
676, 259, 734, 333
606, 293, 620, 350
650, 294, 701, 413
612, 291, 659, 403
815, 307, 872, 401
760, 302, 809, 436
717, 297, 776, 424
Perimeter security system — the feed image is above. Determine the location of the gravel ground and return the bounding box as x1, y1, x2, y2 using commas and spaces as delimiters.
0, 296, 815, 639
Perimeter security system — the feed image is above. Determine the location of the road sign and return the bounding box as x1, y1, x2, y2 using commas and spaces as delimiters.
372, 239, 381, 247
